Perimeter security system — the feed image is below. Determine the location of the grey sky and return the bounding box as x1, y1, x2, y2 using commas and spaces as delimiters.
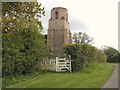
39, 0, 119, 50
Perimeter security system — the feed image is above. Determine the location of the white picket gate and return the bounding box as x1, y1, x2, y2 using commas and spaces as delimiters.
40, 56, 71, 72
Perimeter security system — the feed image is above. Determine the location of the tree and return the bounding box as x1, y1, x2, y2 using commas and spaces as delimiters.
101, 46, 119, 63
2, 2, 45, 33
2, 2, 47, 77
72, 32, 93, 44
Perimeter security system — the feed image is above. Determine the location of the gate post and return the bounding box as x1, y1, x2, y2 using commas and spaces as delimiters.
68, 55, 72, 72
56, 57, 59, 72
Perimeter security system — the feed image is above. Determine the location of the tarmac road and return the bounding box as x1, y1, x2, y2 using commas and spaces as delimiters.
101, 64, 119, 90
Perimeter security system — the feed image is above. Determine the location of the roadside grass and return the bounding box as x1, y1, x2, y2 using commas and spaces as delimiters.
3, 63, 115, 88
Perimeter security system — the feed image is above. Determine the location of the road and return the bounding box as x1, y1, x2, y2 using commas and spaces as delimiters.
101, 64, 119, 90
118, 64, 120, 90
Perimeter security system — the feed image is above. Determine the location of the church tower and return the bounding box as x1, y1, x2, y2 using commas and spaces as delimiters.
47, 7, 71, 56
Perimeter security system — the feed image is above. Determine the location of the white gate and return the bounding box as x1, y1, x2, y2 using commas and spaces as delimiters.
40, 56, 71, 72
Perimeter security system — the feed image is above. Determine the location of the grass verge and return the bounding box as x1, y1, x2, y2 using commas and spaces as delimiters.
3, 63, 115, 88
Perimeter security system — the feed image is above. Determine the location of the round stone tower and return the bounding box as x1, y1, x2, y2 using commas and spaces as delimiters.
47, 7, 71, 56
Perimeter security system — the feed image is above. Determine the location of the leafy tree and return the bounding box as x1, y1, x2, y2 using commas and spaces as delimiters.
118, 54, 120, 63
72, 32, 93, 44
2, 2, 47, 77
101, 46, 119, 63
2, 2, 45, 33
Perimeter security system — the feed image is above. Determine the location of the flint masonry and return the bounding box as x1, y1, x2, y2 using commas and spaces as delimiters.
47, 7, 72, 56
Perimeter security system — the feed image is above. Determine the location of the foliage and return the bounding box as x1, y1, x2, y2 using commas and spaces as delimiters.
64, 43, 106, 71
72, 32, 94, 44
64, 43, 102, 71
63, 44, 79, 59
2, 2, 47, 77
101, 46, 120, 63
2, 2, 45, 33
91, 49, 106, 63
2, 20, 49, 77
119, 54, 120, 63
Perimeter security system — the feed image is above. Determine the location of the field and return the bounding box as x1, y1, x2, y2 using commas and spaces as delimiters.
3, 63, 115, 88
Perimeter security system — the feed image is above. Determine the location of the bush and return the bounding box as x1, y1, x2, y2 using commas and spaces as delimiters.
63, 43, 106, 72
102, 46, 119, 63
90, 50, 106, 63
2, 21, 49, 77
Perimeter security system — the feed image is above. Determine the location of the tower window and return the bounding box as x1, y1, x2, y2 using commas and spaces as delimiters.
55, 11, 58, 19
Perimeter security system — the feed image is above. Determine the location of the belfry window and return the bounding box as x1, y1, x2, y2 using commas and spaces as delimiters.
55, 11, 58, 19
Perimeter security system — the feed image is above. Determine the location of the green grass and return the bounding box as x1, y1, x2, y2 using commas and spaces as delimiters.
3, 63, 115, 88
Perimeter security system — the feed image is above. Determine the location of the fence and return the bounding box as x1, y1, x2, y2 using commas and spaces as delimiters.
40, 56, 71, 72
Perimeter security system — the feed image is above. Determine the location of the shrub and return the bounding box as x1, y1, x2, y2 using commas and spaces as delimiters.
102, 46, 119, 63
2, 21, 49, 77
63, 43, 106, 72
64, 43, 93, 71
90, 50, 106, 63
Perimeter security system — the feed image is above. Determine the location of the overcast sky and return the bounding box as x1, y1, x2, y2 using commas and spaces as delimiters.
38, 0, 119, 50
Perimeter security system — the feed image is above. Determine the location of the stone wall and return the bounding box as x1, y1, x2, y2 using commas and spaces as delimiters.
47, 7, 71, 56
